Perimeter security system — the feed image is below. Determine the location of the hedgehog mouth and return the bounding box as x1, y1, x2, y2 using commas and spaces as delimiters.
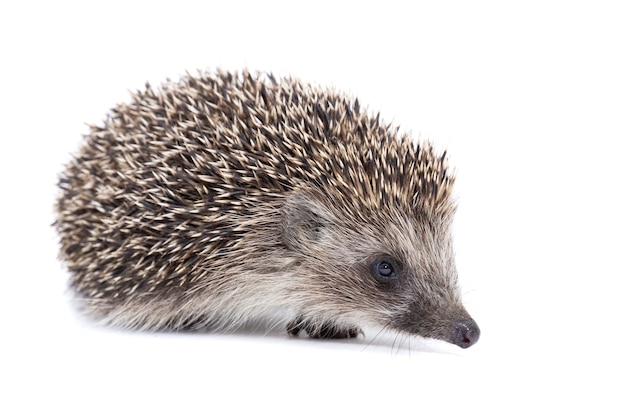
392, 316, 480, 349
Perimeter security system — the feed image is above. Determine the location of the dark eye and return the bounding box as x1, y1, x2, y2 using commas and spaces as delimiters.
371, 257, 400, 284
376, 261, 394, 277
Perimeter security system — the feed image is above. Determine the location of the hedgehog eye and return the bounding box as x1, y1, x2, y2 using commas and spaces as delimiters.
376, 261, 394, 277
371, 258, 399, 284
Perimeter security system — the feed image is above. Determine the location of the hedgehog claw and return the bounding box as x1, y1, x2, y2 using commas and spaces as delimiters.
287, 316, 361, 339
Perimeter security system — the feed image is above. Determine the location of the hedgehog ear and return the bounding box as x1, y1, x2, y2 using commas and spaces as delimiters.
282, 192, 327, 250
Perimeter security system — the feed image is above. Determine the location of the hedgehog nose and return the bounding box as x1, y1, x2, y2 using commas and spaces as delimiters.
451, 318, 480, 349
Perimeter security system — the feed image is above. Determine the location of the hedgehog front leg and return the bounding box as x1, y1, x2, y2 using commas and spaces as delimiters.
287, 316, 361, 339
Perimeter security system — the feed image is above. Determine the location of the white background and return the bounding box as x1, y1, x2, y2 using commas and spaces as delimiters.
1, 1, 625, 415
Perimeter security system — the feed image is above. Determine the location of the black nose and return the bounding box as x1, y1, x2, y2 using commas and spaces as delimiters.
451, 318, 480, 349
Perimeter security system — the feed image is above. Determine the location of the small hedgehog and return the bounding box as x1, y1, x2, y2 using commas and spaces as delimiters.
56, 69, 480, 348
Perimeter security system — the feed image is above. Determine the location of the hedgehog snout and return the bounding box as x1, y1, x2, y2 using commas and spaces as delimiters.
450, 318, 480, 349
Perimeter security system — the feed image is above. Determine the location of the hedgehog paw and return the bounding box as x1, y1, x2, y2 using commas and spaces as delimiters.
287, 316, 361, 339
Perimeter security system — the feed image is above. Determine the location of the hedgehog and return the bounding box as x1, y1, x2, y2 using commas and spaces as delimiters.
55, 69, 480, 349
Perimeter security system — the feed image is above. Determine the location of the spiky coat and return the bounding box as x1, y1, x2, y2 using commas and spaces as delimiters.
56, 70, 478, 346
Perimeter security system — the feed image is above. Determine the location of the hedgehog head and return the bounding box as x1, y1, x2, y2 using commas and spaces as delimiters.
281, 142, 479, 348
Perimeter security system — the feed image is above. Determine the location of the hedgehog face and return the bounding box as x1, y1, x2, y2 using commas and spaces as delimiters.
283, 189, 479, 348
